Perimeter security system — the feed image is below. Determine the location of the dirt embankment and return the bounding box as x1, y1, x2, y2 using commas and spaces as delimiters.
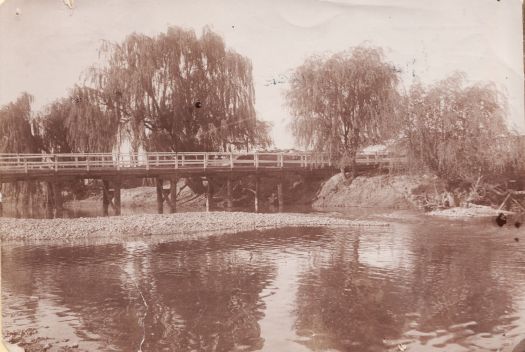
312, 173, 517, 218
313, 174, 431, 209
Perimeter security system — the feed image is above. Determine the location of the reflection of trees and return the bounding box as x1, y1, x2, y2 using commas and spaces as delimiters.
294, 233, 408, 351
407, 226, 514, 333
4, 229, 327, 351
140, 229, 321, 351
2, 246, 41, 328
294, 224, 516, 351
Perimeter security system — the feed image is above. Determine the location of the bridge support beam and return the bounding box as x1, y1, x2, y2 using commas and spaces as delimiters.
277, 181, 284, 211
52, 182, 63, 217
254, 176, 260, 213
156, 178, 163, 214
101, 179, 121, 216
205, 177, 213, 212
226, 176, 233, 209
168, 177, 177, 213
102, 180, 110, 216
45, 181, 54, 215
114, 180, 121, 216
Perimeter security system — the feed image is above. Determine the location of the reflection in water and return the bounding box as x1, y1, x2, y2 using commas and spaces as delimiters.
3, 217, 525, 351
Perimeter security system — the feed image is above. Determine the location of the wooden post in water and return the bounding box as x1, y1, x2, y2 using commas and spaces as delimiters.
102, 180, 110, 216
52, 181, 63, 213
205, 177, 212, 212
45, 181, 54, 210
254, 176, 260, 213
226, 176, 233, 209
156, 178, 164, 214
277, 181, 284, 211
169, 177, 177, 213
114, 179, 121, 216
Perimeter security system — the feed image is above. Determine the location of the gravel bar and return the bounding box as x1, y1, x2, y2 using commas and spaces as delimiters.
0, 212, 388, 242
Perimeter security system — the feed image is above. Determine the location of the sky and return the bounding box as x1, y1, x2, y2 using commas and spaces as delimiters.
0, 0, 523, 148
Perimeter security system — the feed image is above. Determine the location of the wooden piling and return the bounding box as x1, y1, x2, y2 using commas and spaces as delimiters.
52, 181, 63, 212
169, 178, 177, 213
205, 178, 212, 212
102, 180, 110, 216
156, 178, 163, 214
114, 179, 121, 216
277, 182, 284, 211
45, 181, 54, 209
226, 176, 233, 209
254, 176, 260, 213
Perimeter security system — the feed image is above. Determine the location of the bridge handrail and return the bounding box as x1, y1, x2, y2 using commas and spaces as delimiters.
0, 151, 407, 174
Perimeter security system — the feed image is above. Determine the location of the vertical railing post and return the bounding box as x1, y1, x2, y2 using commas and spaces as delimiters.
175, 153, 178, 169
280, 153, 284, 168
54, 155, 58, 172
86, 155, 90, 172
145, 152, 150, 171
24, 158, 28, 173
181, 154, 185, 167
255, 152, 259, 168
156, 154, 159, 167
75, 156, 79, 168
230, 152, 234, 169
116, 153, 121, 171
204, 153, 208, 169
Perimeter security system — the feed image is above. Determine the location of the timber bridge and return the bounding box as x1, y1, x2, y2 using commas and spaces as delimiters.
0, 151, 406, 215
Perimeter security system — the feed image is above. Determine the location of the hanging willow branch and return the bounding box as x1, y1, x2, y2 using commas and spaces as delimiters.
286, 47, 400, 173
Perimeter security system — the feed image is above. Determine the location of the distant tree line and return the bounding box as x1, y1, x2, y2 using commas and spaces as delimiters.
286, 46, 523, 182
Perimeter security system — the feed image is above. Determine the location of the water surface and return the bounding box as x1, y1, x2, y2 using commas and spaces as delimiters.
3, 213, 525, 351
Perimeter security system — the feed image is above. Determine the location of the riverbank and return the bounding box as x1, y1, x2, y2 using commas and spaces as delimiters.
313, 173, 519, 218
0, 211, 388, 242
313, 173, 438, 210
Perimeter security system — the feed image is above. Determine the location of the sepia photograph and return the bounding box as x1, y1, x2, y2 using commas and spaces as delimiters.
1, 0, 525, 351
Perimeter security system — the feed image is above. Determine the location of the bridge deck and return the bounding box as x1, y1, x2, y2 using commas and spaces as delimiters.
0, 152, 407, 182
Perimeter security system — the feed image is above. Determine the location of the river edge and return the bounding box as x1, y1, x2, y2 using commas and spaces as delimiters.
0, 211, 388, 242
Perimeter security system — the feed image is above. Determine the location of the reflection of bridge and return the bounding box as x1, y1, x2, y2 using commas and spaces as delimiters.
0, 152, 406, 215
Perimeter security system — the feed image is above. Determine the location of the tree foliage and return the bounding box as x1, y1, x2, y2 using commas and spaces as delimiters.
402, 73, 511, 181
0, 93, 40, 153
82, 26, 267, 152
286, 47, 399, 170
38, 85, 119, 153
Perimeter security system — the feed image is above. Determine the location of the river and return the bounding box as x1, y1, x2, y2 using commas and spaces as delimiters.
2, 211, 525, 351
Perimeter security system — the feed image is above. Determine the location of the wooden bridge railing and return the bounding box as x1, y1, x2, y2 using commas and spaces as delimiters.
0, 151, 407, 174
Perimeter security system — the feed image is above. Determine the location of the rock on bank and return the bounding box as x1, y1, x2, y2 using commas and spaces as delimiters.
0, 212, 387, 241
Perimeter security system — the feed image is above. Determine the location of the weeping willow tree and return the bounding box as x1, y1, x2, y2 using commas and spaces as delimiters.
80, 26, 268, 152
0, 93, 42, 204
286, 47, 399, 176
0, 93, 40, 153
401, 73, 511, 181
39, 85, 119, 153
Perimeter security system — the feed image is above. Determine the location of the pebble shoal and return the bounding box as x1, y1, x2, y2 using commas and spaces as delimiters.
0, 212, 388, 242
